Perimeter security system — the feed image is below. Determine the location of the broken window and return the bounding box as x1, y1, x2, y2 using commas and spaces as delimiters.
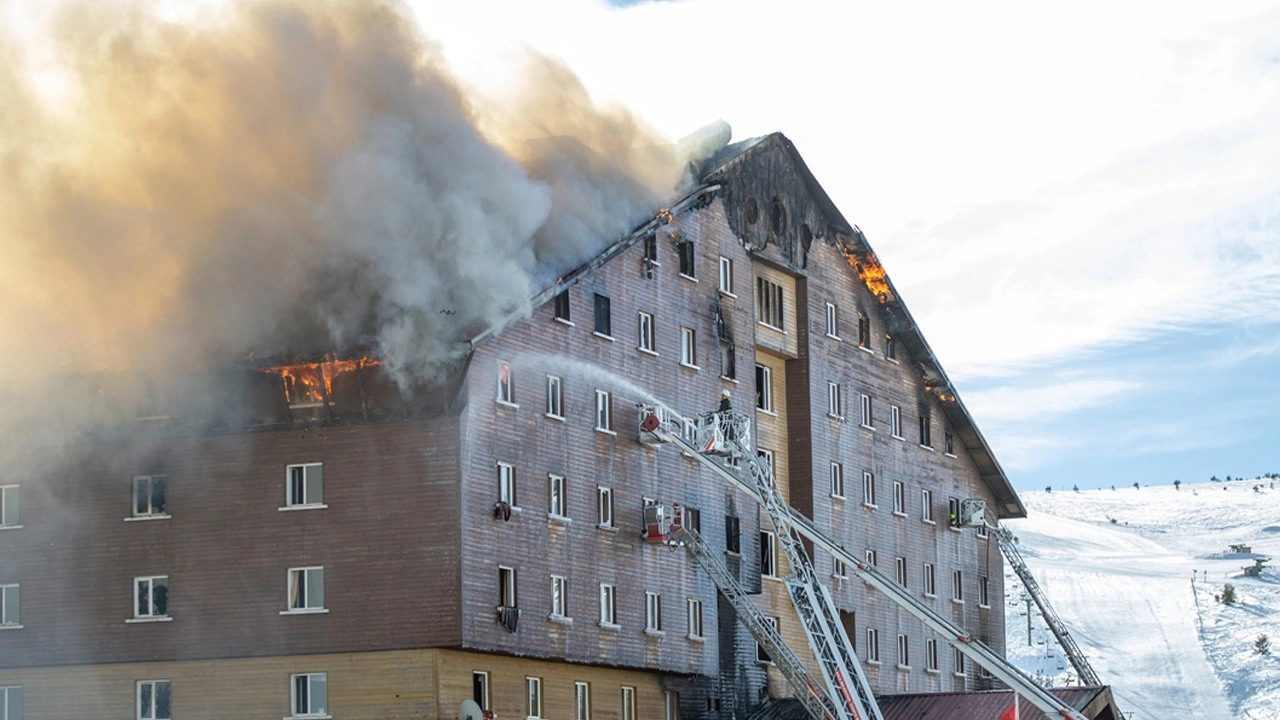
858, 316, 871, 349
498, 566, 518, 608
593, 293, 611, 337
920, 410, 933, 448
497, 361, 514, 405
755, 277, 784, 329
759, 531, 776, 578
755, 365, 772, 411
132, 475, 167, 517
497, 463, 516, 506
554, 290, 571, 323
134, 575, 168, 618
757, 617, 778, 663
725, 515, 740, 554
678, 242, 695, 278
719, 341, 736, 380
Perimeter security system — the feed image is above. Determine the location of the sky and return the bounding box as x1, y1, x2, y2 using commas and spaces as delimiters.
412, 0, 1280, 491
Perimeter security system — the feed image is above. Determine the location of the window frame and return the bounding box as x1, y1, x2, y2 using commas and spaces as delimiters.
858, 316, 871, 349
952, 569, 964, 604
0, 485, 17, 528
575, 681, 592, 720
895, 556, 907, 587
553, 290, 571, 324
621, 686, 636, 720
597, 486, 614, 529
0, 584, 19, 627
545, 375, 564, 419
132, 575, 169, 620
290, 672, 328, 719
497, 360, 515, 406
919, 411, 933, 448
824, 302, 839, 339
827, 381, 842, 419
285, 566, 326, 613
725, 515, 741, 554
865, 627, 881, 663
593, 293, 612, 338
896, 633, 911, 669
953, 647, 967, 677
755, 365, 774, 412
644, 591, 663, 633
756, 617, 778, 664
599, 583, 618, 626
862, 471, 877, 508
979, 576, 990, 608
859, 394, 873, 429
284, 463, 325, 510
679, 327, 698, 368
497, 462, 517, 507
131, 475, 168, 519
921, 489, 935, 523
926, 638, 940, 672
923, 563, 937, 597
755, 276, 785, 330
527, 677, 544, 719
0, 687, 22, 720
499, 565, 518, 609
718, 256, 734, 295
686, 597, 703, 639
892, 481, 906, 516
678, 242, 696, 279
595, 390, 613, 433
890, 405, 902, 439
550, 574, 568, 619
759, 530, 777, 578
830, 462, 845, 499
637, 312, 656, 355
137, 679, 172, 720
548, 474, 566, 519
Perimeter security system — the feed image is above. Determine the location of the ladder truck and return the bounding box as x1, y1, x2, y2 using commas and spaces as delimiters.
637, 403, 1092, 720
954, 500, 1102, 687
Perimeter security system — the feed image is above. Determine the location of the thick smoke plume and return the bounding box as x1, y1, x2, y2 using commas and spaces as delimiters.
0, 0, 683, 397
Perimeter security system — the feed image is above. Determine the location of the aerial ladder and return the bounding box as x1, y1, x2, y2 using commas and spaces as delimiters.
954, 501, 1102, 687
638, 403, 1092, 720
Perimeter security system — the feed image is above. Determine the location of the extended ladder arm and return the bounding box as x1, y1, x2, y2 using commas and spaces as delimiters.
993, 527, 1101, 686
640, 406, 1090, 720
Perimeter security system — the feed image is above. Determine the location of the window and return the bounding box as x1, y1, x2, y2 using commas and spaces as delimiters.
895, 557, 907, 586
866, 628, 880, 663
953, 647, 967, 676
755, 365, 773, 411
134, 576, 168, 619
678, 241, 695, 278
680, 327, 697, 367
757, 449, 775, 477
645, 592, 663, 632
621, 687, 636, 720
858, 316, 871, 348
979, 576, 990, 608
841, 610, 856, 652
0, 585, 18, 627
862, 471, 876, 507
498, 462, 517, 506
833, 559, 847, 579
664, 691, 681, 720
719, 341, 736, 380
825, 302, 839, 338
497, 360, 515, 405
919, 411, 933, 448
926, 638, 939, 672
644, 234, 659, 265
595, 390, 612, 432
718, 256, 734, 294
287, 567, 325, 612
686, 598, 703, 638
131, 476, 166, 518
548, 475, 566, 518
286, 463, 324, 509
948, 497, 961, 528
923, 563, 936, 596
0, 485, 17, 527
550, 575, 568, 618
977, 523, 989, 539
859, 394, 873, 428
554, 290, 571, 323
575, 682, 591, 720
137, 680, 171, 720
945, 431, 955, 455
546, 375, 563, 418
472, 672, 490, 712
892, 481, 905, 515
952, 569, 964, 603
757, 617, 778, 663
684, 507, 701, 534
725, 515, 740, 554
890, 406, 902, 438
597, 487, 613, 528
760, 531, 776, 578
638, 312, 656, 354
827, 381, 842, 418
1, 687, 21, 720
599, 584, 617, 625
865, 549, 878, 567
830, 462, 845, 498
290, 673, 327, 718
756, 277, 785, 329
885, 334, 897, 360
897, 634, 911, 668
921, 489, 935, 523
499, 566, 518, 609
593, 293, 611, 336
527, 677, 544, 719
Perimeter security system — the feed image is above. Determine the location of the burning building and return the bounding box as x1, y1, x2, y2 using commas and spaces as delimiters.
0, 127, 1063, 719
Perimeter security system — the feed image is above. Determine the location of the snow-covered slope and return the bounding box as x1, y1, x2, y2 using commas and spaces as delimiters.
1002, 478, 1280, 720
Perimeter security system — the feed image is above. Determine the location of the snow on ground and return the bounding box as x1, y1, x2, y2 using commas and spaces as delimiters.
1002, 478, 1280, 720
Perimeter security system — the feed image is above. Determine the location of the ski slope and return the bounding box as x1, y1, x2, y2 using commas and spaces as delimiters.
1002, 478, 1280, 720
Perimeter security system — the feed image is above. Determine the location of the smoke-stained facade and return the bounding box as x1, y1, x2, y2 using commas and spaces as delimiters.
0, 132, 1025, 720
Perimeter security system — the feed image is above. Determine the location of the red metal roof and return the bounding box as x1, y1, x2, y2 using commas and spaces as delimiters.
878, 686, 1109, 720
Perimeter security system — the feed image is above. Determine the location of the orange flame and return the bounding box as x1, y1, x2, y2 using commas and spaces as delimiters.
263, 356, 380, 406
656, 208, 673, 224
842, 248, 893, 303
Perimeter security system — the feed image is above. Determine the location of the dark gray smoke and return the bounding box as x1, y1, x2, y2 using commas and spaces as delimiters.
0, 0, 684, 396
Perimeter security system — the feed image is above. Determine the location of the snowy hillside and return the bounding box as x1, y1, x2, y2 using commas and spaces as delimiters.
1002, 478, 1280, 720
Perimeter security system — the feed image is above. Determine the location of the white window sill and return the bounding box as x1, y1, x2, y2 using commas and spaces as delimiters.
949, 526, 962, 533
719, 290, 737, 299
944, 452, 957, 458
679, 274, 698, 283
720, 376, 739, 384
280, 608, 330, 615
498, 505, 523, 515
554, 317, 574, 326
549, 614, 573, 626
858, 346, 874, 354
830, 494, 845, 501
891, 434, 905, 441
919, 444, 935, 452
923, 519, 937, 526
863, 503, 878, 510
951, 598, 965, 605
832, 574, 848, 582
827, 414, 845, 422
599, 621, 621, 631
762, 575, 780, 582
756, 408, 778, 417
279, 504, 328, 512
0, 624, 24, 630
925, 667, 940, 675
548, 514, 572, 527
725, 550, 741, 558
896, 664, 911, 671
825, 333, 841, 341
544, 413, 565, 422
124, 515, 170, 522
595, 427, 617, 436
126, 616, 173, 624
638, 347, 659, 357
978, 604, 991, 610
593, 332, 615, 342
0, 524, 22, 531
285, 715, 332, 720
893, 511, 907, 519
679, 362, 700, 371
953, 672, 967, 678
687, 634, 705, 643
865, 659, 881, 666
644, 628, 665, 638
924, 593, 937, 599
756, 660, 775, 667
597, 523, 619, 533
859, 424, 875, 432
496, 399, 519, 410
